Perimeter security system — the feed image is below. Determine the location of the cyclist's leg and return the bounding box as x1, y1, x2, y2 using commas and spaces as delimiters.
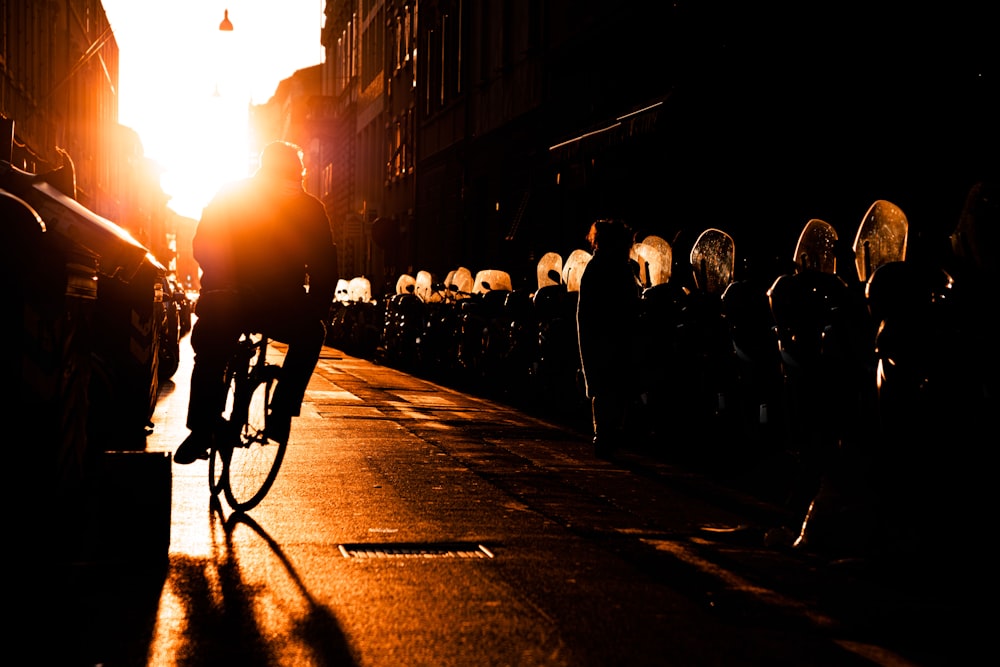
264, 316, 326, 444
268, 316, 326, 415
187, 306, 244, 430
176, 297, 245, 464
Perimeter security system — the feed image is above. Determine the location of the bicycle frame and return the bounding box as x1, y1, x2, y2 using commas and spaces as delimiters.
224, 333, 270, 444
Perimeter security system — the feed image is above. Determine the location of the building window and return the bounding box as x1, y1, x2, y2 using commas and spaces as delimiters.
385, 108, 415, 182
411, 3, 418, 89
362, 19, 383, 89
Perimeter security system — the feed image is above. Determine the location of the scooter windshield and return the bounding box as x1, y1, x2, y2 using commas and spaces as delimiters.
563, 249, 593, 293
349, 276, 372, 302
448, 267, 474, 296
793, 219, 838, 275
689, 228, 734, 296
633, 235, 672, 289
473, 269, 512, 293
536, 252, 564, 290
415, 270, 434, 302
396, 273, 416, 295
853, 200, 908, 283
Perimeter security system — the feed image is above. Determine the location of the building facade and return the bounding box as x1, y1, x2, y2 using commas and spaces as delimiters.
316, 1, 690, 295
311, 1, 995, 296
319, 0, 392, 293
1, 0, 172, 268
3, 0, 119, 207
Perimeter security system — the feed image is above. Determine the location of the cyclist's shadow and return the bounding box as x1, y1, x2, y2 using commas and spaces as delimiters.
174, 498, 358, 666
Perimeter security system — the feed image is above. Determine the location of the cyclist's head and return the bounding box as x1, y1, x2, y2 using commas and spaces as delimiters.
257, 141, 305, 184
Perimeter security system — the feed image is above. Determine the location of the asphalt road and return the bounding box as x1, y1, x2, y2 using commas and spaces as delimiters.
54, 331, 978, 666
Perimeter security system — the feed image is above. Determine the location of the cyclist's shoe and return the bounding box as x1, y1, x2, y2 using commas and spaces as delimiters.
174, 430, 213, 464
266, 412, 293, 445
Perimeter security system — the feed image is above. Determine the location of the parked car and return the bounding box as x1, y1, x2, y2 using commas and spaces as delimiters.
158, 275, 194, 381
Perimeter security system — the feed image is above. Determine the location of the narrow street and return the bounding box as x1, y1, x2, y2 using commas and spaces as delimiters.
64, 331, 974, 666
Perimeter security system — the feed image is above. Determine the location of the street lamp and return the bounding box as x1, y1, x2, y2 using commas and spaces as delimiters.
214, 9, 236, 95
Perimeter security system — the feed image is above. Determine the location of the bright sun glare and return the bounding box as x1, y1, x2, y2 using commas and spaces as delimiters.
103, 1, 324, 220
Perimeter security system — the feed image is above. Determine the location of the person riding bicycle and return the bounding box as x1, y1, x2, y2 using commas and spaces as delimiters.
174, 141, 338, 464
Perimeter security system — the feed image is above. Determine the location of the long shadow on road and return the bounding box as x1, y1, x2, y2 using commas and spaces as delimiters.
156, 500, 357, 666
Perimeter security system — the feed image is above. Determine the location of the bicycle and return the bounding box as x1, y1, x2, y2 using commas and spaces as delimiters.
209, 331, 287, 512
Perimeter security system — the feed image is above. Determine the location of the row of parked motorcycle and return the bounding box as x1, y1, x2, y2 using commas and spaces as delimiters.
326, 180, 995, 567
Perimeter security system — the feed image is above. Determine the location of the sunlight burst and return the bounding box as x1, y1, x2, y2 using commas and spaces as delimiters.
105, 1, 324, 221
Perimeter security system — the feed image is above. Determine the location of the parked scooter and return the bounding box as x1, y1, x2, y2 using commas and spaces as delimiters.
767, 206, 890, 554
632, 235, 687, 447
676, 228, 738, 463
380, 273, 426, 369
531, 252, 588, 419
328, 276, 381, 359
418, 267, 474, 382
863, 186, 995, 577
455, 269, 513, 388
718, 247, 788, 466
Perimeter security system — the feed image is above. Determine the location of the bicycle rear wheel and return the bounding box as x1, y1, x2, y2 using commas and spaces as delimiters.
223, 364, 286, 512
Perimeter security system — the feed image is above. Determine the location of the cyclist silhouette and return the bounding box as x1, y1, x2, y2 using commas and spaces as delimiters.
175, 141, 338, 464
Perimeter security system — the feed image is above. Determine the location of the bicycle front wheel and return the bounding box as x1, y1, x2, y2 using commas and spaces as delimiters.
208, 440, 228, 496
224, 364, 286, 512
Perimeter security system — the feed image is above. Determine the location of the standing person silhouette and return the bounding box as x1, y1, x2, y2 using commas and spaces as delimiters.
174, 141, 338, 464
576, 218, 641, 459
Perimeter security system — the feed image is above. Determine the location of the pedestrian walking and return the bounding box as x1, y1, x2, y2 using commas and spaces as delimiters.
576, 218, 641, 458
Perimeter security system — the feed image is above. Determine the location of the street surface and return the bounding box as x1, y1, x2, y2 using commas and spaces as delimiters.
60, 330, 976, 666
